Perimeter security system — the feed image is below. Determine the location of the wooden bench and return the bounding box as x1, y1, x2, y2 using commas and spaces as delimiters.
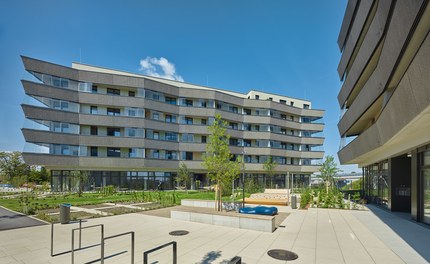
244, 189, 290, 206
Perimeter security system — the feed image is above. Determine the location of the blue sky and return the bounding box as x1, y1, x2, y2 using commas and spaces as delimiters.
0, 0, 358, 172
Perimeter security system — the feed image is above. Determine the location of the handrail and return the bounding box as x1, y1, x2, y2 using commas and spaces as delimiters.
51, 219, 83, 257
143, 241, 177, 264
71, 224, 104, 264
101, 231, 135, 264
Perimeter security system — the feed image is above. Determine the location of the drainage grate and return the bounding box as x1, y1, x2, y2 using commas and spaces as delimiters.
267, 249, 298, 261
169, 230, 189, 236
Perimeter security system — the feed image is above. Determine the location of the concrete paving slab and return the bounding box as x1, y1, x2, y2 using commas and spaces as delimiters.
0, 205, 428, 263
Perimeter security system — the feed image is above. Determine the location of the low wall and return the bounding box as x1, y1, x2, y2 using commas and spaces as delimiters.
171, 206, 275, 232
181, 199, 242, 211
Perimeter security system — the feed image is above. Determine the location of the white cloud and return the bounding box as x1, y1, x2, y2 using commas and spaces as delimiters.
139, 56, 184, 82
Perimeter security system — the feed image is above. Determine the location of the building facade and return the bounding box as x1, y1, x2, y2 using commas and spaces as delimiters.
337, 0, 430, 224
20, 56, 325, 192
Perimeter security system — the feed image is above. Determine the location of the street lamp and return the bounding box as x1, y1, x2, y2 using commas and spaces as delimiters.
242, 151, 246, 208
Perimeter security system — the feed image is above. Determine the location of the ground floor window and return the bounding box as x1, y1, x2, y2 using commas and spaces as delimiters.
422, 151, 430, 224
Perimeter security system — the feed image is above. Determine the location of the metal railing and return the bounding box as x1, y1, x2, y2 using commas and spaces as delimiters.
51, 219, 86, 257
101, 231, 135, 264
71, 224, 104, 264
143, 241, 177, 264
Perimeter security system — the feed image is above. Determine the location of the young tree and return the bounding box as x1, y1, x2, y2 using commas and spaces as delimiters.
319, 155, 341, 193
263, 156, 277, 189
203, 114, 241, 211
70, 170, 89, 197
176, 162, 191, 192
0, 151, 29, 182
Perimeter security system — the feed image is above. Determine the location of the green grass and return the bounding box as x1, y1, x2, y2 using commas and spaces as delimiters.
0, 190, 233, 214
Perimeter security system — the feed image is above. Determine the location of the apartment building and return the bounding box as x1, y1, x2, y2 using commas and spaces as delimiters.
20, 56, 325, 192
337, 0, 430, 224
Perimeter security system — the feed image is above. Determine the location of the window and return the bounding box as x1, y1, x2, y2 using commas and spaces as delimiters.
166, 132, 178, 141
182, 134, 194, 142
216, 103, 222, 109
91, 85, 98, 93
255, 95, 259, 100
229, 138, 239, 146
281, 114, 287, 120
182, 152, 193, 160
107, 147, 121, 157
290, 101, 294, 106
128, 91, 135, 97
228, 122, 238, 130
90, 126, 98, 135
184, 99, 193, 106
255, 125, 260, 131
152, 92, 160, 100
281, 128, 286, 134
107, 88, 120, 95
243, 139, 251, 147
152, 150, 159, 159
199, 100, 207, 108
183, 117, 193, 125
153, 132, 159, 140
107, 127, 120, 137
107, 108, 120, 116
229, 106, 238, 113
152, 112, 160, 120
166, 151, 176, 160
303, 104, 310, 109
244, 109, 251, 115
201, 119, 207, 125
268, 97, 273, 101
90, 147, 98, 157
165, 97, 177, 105
90, 106, 98, 114
165, 115, 177, 123
201, 136, 207, 143
280, 99, 286, 104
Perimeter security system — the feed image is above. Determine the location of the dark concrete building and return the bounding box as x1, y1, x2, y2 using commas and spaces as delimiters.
337, 0, 430, 224
20, 56, 325, 192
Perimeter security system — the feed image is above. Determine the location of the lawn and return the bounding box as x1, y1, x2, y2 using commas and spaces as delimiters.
0, 190, 235, 214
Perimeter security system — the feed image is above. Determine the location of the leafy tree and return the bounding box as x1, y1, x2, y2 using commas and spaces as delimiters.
0, 151, 29, 183
318, 155, 341, 193
263, 156, 277, 188
28, 166, 49, 184
176, 162, 191, 192
203, 114, 241, 211
70, 170, 89, 197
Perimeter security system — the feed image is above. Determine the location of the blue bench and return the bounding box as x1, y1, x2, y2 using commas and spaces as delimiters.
239, 206, 278, 216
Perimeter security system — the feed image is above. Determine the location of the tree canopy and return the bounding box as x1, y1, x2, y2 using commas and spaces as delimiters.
203, 114, 241, 211
318, 155, 341, 192
263, 156, 277, 188
0, 152, 29, 182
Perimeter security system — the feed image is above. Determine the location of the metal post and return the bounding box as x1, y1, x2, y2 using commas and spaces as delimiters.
242, 151, 246, 208
71, 228, 75, 264
131, 232, 135, 264
173, 241, 177, 264
51, 222, 54, 257
79, 219, 82, 249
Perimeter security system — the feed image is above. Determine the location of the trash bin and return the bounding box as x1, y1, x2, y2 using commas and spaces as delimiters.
291, 195, 297, 209
60, 203, 71, 224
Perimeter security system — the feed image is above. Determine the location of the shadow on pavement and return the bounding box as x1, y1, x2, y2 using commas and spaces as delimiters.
366, 204, 430, 262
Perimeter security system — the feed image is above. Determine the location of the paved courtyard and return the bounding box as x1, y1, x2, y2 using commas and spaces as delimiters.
0, 205, 429, 264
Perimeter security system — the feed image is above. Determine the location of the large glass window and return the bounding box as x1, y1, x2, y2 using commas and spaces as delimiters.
107, 148, 121, 157
107, 108, 121, 116
423, 151, 430, 224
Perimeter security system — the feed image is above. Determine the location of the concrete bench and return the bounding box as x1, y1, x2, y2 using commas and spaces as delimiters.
171, 206, 275, 232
